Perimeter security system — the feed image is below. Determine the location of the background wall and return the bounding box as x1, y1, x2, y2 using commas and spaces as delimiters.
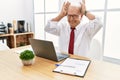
0, 0, 34, 31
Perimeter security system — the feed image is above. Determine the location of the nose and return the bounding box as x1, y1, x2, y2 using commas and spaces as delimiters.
69, 16, 74, 20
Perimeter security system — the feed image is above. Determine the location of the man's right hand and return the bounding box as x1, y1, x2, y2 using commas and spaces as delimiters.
51, 1, 70, 21
59, 1, 70, 18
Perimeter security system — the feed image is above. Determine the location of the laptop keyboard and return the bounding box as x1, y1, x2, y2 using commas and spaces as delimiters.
57, 53, 69, 60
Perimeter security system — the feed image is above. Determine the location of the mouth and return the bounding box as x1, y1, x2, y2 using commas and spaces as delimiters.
70, 21, 76, 24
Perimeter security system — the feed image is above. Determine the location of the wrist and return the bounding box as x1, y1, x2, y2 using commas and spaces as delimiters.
84, 11, 88, 16
59, 13, 65, 18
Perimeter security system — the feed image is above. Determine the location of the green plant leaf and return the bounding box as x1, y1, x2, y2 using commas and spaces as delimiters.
19, 50, 34, 60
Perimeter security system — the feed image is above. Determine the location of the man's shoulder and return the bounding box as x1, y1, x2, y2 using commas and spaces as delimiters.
58, 19, 68, 25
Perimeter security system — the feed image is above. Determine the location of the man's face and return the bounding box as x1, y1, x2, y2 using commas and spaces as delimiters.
67, 6, 82, 28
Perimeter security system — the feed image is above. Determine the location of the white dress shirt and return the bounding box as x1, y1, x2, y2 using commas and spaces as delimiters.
45, 16, 102, 57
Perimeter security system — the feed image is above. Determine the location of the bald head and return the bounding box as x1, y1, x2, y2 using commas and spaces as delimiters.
68, 5, 81, 15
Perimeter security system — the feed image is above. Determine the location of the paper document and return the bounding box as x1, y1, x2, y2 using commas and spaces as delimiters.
53, 58, 90, 77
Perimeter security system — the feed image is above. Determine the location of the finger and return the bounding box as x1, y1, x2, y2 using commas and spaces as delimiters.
66, 1, 70, 7
80, 1, 83, 7
82, 0, 85, 4
65, 1, 70, 10
63, 2, 65, 6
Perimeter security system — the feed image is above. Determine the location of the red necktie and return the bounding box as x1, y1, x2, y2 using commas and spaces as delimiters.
68, 28, 75, 54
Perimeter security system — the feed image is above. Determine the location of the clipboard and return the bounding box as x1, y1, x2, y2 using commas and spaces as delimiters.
53, 58, 91, 77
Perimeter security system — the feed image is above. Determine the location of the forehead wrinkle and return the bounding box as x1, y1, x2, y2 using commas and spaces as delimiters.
68, 5, 81, 15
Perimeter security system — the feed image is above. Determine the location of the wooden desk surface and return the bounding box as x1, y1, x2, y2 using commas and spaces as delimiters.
0, 46, 120, 80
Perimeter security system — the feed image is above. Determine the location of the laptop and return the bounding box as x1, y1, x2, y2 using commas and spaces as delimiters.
29, 38, 69, 62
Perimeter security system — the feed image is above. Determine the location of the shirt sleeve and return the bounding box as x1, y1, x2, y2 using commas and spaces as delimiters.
85, 16, 103, 38
45, 20, 61, 36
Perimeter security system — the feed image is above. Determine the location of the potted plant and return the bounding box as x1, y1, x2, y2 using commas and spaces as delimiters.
19, 50, 35, 66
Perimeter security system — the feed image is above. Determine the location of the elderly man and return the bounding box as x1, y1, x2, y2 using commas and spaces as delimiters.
45, 0, 102, 57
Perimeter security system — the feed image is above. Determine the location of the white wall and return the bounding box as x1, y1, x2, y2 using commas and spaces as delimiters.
0, 0, 34, 31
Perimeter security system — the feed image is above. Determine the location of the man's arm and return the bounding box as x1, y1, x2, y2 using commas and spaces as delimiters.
84, 11, 95, 20
81, 0, 95, 20
52, 2, 70, 21
45, 2, 70, 36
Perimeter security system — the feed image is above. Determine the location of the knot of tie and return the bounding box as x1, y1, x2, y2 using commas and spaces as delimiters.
71, 28, 75, 30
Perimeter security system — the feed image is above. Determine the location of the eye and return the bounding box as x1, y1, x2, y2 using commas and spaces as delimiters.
68, 15, 79, 18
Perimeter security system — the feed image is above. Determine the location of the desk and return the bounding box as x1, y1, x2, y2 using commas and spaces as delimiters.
0, 46, 120, 80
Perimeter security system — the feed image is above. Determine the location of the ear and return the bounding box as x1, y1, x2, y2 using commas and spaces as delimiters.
81, 14, 83, 17
79, 12, 83, 18
78, 14, 83, 19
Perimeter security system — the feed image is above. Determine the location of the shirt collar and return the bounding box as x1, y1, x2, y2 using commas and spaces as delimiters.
74, 22, 82, 31
67, 22, 82, 31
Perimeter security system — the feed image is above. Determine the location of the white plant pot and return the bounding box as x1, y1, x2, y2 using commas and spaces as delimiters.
22, 59, 34, 66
